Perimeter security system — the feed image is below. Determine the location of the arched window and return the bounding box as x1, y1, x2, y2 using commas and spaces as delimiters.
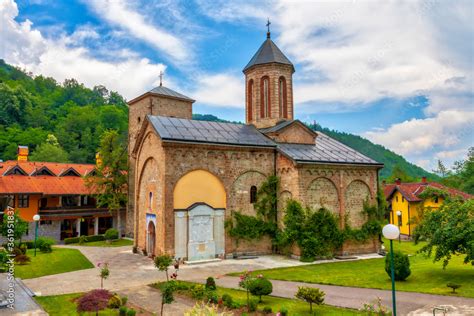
247, 79, 254, 122
149, 192, 153, 209
279, 76, 287, 118
260, 76, 271, 118
250, 186, 257, 204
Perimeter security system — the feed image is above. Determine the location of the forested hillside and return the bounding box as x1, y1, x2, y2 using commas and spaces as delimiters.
0, 60, 436, 180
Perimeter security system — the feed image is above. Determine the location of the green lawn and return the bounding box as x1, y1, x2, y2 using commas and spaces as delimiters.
152, 281, 364, 315
35, 293, 118, 316
15, 248, 94, 279
70, 239, 134, 247
233, 239, 474, 298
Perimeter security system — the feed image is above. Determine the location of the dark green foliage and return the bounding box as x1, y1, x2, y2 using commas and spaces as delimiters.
107, 294, 122, 308
126, 309, 136, 316
418, 187, 450, 201
222, 294, 233, 308
160, 281, 177, 315
280, 200, 344, 261
248, 277, 273, 302
154, 254, 173, 281
413, 199, 474, 268
190, 284, 205, 300
119, 306, 128, 316
225, 211, 277, 242
0, 60, 128, 163
104, 228, 119, 241
385, 250, 411, 281
1, 211, 28, 241
36, 237, 55, 253
254, 175, 279, 221
0, 250, 8, 271
205, 290, 219, 304
248, 299, 258, 312
279, 307, 289, 316
295, 286, 325, 313
263, 306, 272, 314
205, 277, 216, 291
447, 283, 461, 293
436, 148, 474, 194
64, 234, 105, 244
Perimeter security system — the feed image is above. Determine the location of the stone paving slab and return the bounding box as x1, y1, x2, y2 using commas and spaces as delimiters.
0, 275, 46, 316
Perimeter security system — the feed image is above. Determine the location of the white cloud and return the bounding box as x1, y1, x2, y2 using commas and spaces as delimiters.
188, 73, 244, 108
0, 0, 165, 99
84, 0, 189, 64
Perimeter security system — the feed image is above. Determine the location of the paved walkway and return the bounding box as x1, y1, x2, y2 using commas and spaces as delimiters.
22, 245, 474, 315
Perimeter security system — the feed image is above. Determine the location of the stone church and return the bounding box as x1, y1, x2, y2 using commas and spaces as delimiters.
127, 30, 383, 261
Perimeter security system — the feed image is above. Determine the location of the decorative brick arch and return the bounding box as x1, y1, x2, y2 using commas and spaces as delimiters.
307, 177, 340, 215
260, 76, 271, 118
230, 170, 267, 216
344, 180, 371, 228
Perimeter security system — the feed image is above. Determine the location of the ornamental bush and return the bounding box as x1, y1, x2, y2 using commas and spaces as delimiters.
205, 277, 217, 291
76, 289, 112, 314
14, 254, 31, 265
384, 250, 411, 281
295, 286, 325, 313
105, 228, 119, 241
108, 294, 122, 308
248, 277, 273, 303
36, 237, 55, 253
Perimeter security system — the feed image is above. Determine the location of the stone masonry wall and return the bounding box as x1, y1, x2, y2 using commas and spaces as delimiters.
245, 63, 294, 128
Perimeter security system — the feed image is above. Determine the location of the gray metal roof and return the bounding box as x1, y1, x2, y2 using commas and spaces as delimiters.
243, 38, 294, 72
259, 120, 295, 133
149, 86, 194, 102
148, 115, 276, 147
277, 132, 381, 165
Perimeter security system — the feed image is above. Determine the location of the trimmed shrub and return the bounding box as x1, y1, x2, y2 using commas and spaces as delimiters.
14, 254, 31, 265
64, 234, 105, 244
119, 306, 128, 316
279, 307, 289, 316
37, 237, 55, 253
263, 306, 272, 314
108, 294, 122, 308
447, 283, 461, 293
76, 289, 112, 314
248, 277, 273, 303
385, 250, 411, 281
190, 284, 206, 300
105, 228, 119, 241
78, 235, 87, 245
205, 290, 218, 304
126, 308, 136, 316
295, 286, 325, 313
222, 294, 233, 308
205, 277, 217, 291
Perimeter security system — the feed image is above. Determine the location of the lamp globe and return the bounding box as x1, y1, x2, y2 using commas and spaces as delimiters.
33, 214, 40, 222
382, 224, 400, 240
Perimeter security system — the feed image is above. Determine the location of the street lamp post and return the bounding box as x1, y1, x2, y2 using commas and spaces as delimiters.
382, 224, 400, 316
396, 211, 402, 243
33, 214, 40, 257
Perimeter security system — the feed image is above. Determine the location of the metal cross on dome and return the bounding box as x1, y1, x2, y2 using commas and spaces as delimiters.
266, 18, 271, 38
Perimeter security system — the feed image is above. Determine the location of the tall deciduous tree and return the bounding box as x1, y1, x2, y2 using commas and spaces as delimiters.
86, 130, 127, 236
413, 198, 474, 268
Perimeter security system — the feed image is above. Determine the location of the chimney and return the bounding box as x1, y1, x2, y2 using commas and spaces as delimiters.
17, 146, 29, 162
421, 176, 427, 184
395, 178, 401, 185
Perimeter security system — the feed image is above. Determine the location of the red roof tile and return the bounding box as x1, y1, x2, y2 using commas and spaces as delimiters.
0, 175, 94, 195
383, 181, 473, 202
0, 161, 95, 177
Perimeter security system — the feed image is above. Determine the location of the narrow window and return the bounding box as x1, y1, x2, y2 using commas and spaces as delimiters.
18, 195, 29, 208
402, 197, 405, 202
149, 192, 153, 209
396, 196, 398, 202
433, 196, 439, 203
247, 80, 253, 122
279, 76, 287, 118
250, 186, 257, 204
260, 76, 270, 118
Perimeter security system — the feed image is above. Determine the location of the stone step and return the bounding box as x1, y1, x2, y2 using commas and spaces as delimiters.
184, 258, 222, 265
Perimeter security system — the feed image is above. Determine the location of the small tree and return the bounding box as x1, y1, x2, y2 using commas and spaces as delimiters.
295, 286, 325, 313
248, 276, 273, 303
385, 250, 411, 281
98, 262, 110, 288
85, 130, 127, 237
1, 210, 28, 243
154, 254, 173, 281
447, 283, 461, 294
77, 289, 112, 316
205, 277, 217, 291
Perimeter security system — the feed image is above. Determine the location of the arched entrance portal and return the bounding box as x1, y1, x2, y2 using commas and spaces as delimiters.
147, 221, 156, 257
174, 170, 226, 261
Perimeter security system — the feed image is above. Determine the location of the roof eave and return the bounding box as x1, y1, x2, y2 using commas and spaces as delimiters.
127, 91, 195, 105
161, 138, 276, 149
293, 159, 384, 168
243, 62, 295, 74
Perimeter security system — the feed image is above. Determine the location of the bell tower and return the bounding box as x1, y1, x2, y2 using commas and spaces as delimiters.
243, 20, 295, 129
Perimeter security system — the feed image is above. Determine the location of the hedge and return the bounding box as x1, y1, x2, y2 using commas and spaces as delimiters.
64, 234, 105, 244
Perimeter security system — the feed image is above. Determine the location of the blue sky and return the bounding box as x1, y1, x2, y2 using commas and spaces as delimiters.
1, 0, 473, 171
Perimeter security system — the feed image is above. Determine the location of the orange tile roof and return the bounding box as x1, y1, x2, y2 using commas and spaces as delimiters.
0, 175, 94, 195
0, 160, 96, 195
383, 181, 473, 202
0, 161, 95, 177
